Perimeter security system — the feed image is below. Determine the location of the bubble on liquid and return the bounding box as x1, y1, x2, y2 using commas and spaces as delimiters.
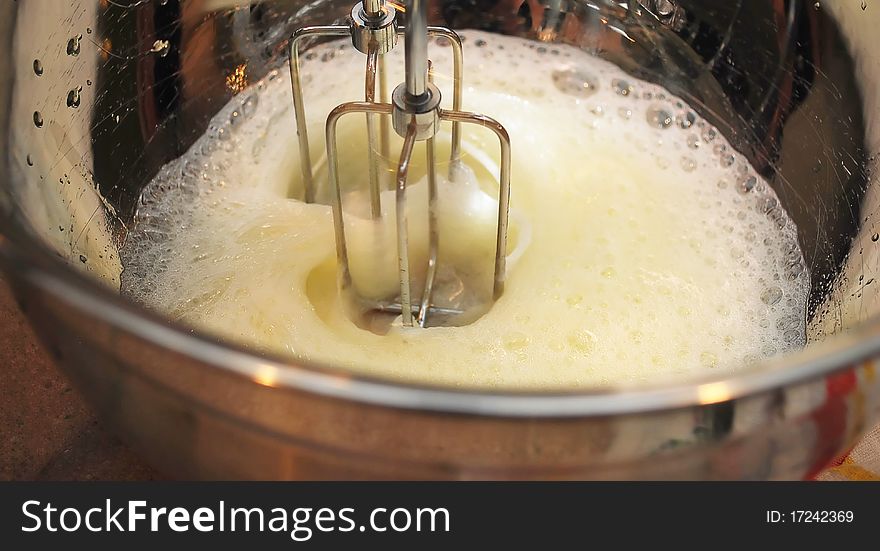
567, 329, 596, 353
617, 107, 632, 120
677, 111, 696, 129
761, 286, 783, 305
612, 78, 634, 97
504, 332, 530, 351
241, 95, 259, 118
551, 67, 598, 98
26, 154, 33, 166
701, 126, 717, 143
67, 87, 82, 108
645, 105, 673, 129
686, 134, 700, 149
759, 196, 779, 215
215, 126, 231, 141
784, 329, 801, 344
786, 262, 805, 281
33, 111, 43, 128
67, 36, 81, 56
872, 233, 879, 242
737, 175, 757, 194
680, 156, 696, 172
33, 59, 43, 76
700, 351, 719, 369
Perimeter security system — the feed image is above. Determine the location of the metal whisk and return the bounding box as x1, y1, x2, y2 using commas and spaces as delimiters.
289, 0, 511, 328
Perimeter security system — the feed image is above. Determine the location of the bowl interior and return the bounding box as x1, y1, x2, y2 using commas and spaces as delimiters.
1, 0, 879, 390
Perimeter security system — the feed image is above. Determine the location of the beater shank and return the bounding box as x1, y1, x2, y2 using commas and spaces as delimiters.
288, 4, 464, 203
405, 0, 429, 98
365, 45, 382, 218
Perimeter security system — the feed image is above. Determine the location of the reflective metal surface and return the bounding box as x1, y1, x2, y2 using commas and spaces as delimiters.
0, 0, 879, 479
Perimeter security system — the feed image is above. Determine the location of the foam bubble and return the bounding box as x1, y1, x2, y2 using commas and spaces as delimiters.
121, 31, 809, 390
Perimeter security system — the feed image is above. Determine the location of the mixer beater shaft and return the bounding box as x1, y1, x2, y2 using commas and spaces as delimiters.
289, 5, 464, 203
291, 0, 512, 328
364, 44, 382, 218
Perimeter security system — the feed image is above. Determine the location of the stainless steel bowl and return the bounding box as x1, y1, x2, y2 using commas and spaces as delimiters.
1, 0, 879, 479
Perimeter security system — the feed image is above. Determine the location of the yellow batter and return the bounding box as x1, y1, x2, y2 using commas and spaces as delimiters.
122, 32, 809, 389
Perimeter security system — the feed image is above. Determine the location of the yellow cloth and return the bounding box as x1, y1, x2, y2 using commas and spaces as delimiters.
819, 424, 880, 481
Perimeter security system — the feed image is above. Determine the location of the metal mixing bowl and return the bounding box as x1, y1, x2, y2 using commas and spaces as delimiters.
1, 0, 879, 479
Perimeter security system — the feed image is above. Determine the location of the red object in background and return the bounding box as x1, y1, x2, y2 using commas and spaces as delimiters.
807, 371, 858, 479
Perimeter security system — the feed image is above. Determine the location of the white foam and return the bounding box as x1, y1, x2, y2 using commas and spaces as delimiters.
121, 31, 809, 389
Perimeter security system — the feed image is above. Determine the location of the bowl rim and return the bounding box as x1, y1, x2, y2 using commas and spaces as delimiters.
2, 221, 879, 419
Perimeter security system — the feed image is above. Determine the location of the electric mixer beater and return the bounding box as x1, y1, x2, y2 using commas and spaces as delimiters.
289, 0, 512, 328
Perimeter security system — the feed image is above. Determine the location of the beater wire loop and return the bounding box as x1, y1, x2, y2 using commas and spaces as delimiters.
295, 1, 511, 327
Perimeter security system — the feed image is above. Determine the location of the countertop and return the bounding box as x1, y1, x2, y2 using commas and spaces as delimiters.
0, 276, 160, 480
